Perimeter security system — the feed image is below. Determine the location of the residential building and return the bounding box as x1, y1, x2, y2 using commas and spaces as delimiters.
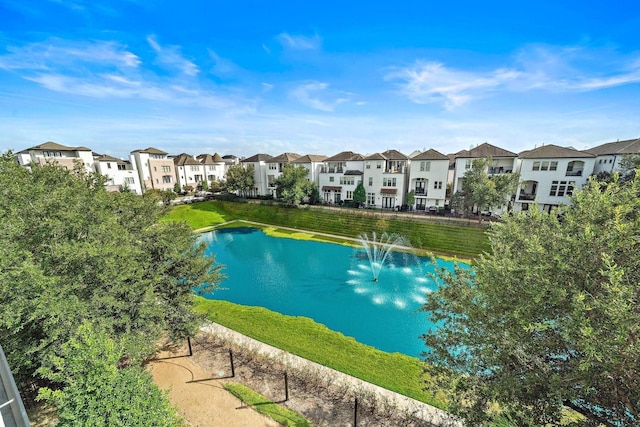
16, 141, 94, 173
266, 153, 301, 197
130, 147, 177, 191
363, 149, 409, 209
172, 153, 205, 190
93, 154, 143, 194
451, 142, 518, 195
408, 149, 450, 211
318, 151, 365, 204
197, 153, 226, 185
585, 137, 640, 175
241, 153, 273, 197
291, 154, 327, 184
515, 144, 596, 213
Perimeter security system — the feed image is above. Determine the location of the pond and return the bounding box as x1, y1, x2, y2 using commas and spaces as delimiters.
200, 227, 465, 358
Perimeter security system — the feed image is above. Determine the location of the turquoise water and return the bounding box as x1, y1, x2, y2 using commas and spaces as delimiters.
200, 227, 463, 358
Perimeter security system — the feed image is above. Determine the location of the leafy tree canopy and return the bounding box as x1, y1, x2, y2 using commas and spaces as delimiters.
0, 152, 223, 385
273, 164, 316, 206
353, 181, 366, 207
422, 175, 640, 426
451, 157, 519, 219
225, 164, 255, 198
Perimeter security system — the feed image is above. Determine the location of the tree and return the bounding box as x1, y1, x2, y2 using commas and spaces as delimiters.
421, 175, 640, 426
404, 190, 415, 210
451, 157, 519, 221
225, 164, 255, 198
38, 322, 182, 426
273, 164, 313, 206
353, 181, 366, 207
0, 152, 224, 386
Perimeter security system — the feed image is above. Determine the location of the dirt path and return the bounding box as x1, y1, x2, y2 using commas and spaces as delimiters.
148, 346, 280, 427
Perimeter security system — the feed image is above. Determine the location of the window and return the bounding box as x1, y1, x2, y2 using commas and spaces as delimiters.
162, 175, 172, 184
599, 159, 602, 164
43, 151, 62, 157
153, 166, 157, 172
465, 160, 471, 170
329, 176, 334, 182
549, 181, 575, 197
194, 175, 203, 182
208, 165, 216, 170
434, 181, 443, 190
346, 191, 353, 199
383, 177, 396, 187
151, 154, 163, 159
368, 177, 373, 186
340, 176, 354, 185
367, 193, 375, 205
366, 162, 371, 169
269, 164, 277, 170
376, 161, 382, 169
124, 177, 135, 184
532, 161, 540, 171
162, 165, 171, 172
420, 161, 430, 172
107, 163, 112, 169
541, 161, 549, 171
117, 164, 126, 171
190, 165, 199, 171
550, 161, 558, 171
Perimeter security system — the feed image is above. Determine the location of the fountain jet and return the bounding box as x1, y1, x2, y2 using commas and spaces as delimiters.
358, 232, 409, 282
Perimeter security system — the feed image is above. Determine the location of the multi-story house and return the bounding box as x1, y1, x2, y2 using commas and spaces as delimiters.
450, 142, 518, 195
266, 153, 301, 197
130, 147, 177, 191
172, 153, 206, 190
408, 149, 450, 211
318, 151, 365, 204
241, 153, 273, 197
93, 154, 143, 194
222, 154, 240, 175
16, 141, 94, 173
196, 153, 226, 185
515, 144, 596, 213
585, 137, 640, 175
363, 149, 409, 209
291, 154, 327, 184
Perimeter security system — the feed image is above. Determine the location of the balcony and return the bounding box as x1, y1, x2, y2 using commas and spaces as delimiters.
320, 167, 344, 173
518, 193, 536, 201
565, 170, 583, 177
385, 166, 406, 174
414, 188, 426, 195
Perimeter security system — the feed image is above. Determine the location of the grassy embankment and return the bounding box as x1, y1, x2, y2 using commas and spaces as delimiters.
164, 200, 490, 409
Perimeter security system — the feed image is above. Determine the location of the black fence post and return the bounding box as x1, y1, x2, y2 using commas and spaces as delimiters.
284, 372, 289, 402
354, 397, 358, 426
187, 337, 193, 357
229, 349, 235, 378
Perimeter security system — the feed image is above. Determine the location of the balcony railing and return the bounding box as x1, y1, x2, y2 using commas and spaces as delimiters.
385, 166, 406, 174
414, 188, 426, 195
320, 167, 344, 173
518, 193, 536, 201
565, 170, 583, 177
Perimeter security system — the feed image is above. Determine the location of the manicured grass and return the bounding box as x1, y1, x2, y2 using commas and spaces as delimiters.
224, 382, 311, 427
195, 298, 447, 409
165, 200, 489, 258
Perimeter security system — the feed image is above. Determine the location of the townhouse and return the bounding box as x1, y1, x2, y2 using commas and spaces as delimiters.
292, 154, 327, 184
362, 150, 410, 209
408, 149, 450, 211
317, 151, 365, 204
173, 153, 205, 190
130, 147, 176, 191
93, 154, 143, 194
266, 153, 301, 197
586, 137, 640, 175
450, 142, 518, 195
240, 154, 273, 197
514, 145, 596, 213
16, 141, 94, 174
197, 153, 226, 184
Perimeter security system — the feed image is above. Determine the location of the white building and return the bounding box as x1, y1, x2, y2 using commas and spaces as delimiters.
197, 153, 226, 184
241, 153, 273, 197
515, 144, 596, 213
291, 154, 327, 184
363, 149, 409, 209
451, 142, 518, 195
318, 151, 365, 204
16, 141, 94, 173
408, 149, 450, 211
266, 153, 301, 197
172, 153, 205, 190
585, 137, 640, 175
93, 154, 143, 194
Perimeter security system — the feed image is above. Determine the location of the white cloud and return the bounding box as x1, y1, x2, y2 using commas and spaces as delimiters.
277, 32, 321, 50
146, 35, 199, 76
289, 81, 349, 112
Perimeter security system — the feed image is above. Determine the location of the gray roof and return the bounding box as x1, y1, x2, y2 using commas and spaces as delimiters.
411, 149, 449, 161
131, 147, 168, 155
292, 154, 328, 163
585, 137, 640, 156
173, 153, 201, 166
242, 153, 273, 163
324, 151, 364, 161
453, 142, 517, 159
22, 141, 92, 153
270, 152, 301, 163
519, 144, 595, 159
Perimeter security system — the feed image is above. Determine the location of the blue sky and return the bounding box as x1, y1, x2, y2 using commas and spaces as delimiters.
1, 1, 639, 159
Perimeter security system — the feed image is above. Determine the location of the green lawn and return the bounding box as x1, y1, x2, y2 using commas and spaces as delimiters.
163, 200, 489, 258
195, 298, 447, 409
